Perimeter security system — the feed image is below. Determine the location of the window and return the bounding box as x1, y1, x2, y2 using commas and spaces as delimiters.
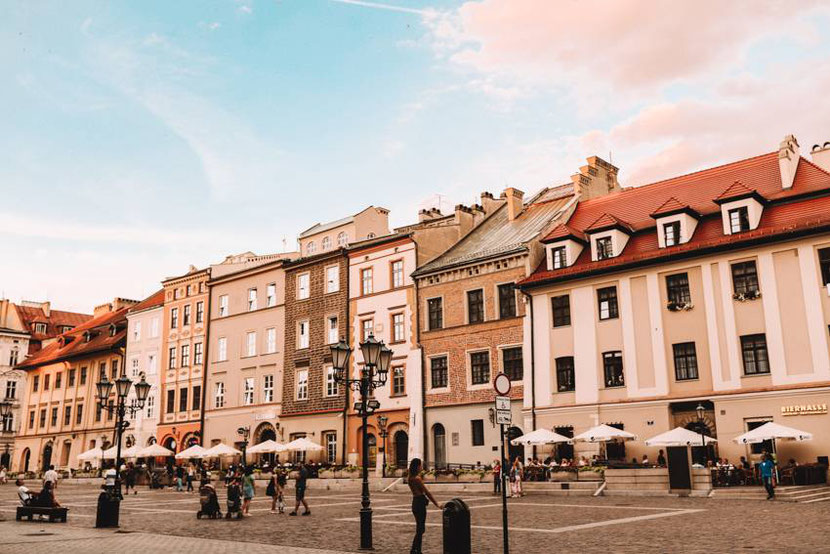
217, 337, 228, 361
470, 351, 490, 385
29, 410, 35, 430
297, 273, 310, 299
337, 231, 348, 247
214, 382, 225, 408
467, 289, 484, 324
80, 367, 87, 385
391, 260, 404, 288
552, 295, 571, 327
133, 321, 141, 341
192, 386, 201, 411
1, 413, 12, 433
183, 304, 191, 326
361, 319, 374, 342
148, 354, 157, 374
179, 387, 188, 412
243, 378, 254, 405
430, 356, 448, 389
427, 298, 443, 330
327, 316, 338, 344
297, 369, 308, 400
146, 396, 154, 418
131, 358, 139, 377
266, 328, 276, 354
502, 347, 523, 381
322, 236, 331, 250
602, 351, 625, 387
819, 248, 830, 285
597, 286, 619, 320
392, 313, 405, 342
170, 307, 178, 329
75, 404, 83, 425
361, 268, 373, 295
44, 374, 50, 390
196, 301, 204, 323
150, 317, 159, 337
64, 405, 71, 426
731, 261, 759, 295
246, 288, 257, 311
729, 207, 750, 233
551, 246, 567, 269
266, 283, 276, 307
741, 334, 770, 375
666, 273, 691, 304
55, 372, 62, 388
392, 366, 405, 395
194, 342, 203, 365
5, 380, 16, 399
95, 403, 102, 422
471, 419, 485, 446
32, 375, 39, 392
246, 331, 257, 357
326, 266, 339, 293
99, 361, 107, 381
498, 283, 517, 319
307, 241, 316, 255
219, 295, 229, 317
663, 221, 680, 246
111, 359, 119, 379
673, 342, 699, 381
186, 285, 192, 296
325, 432, 337, 463
168, 346, 177, 369
50, 407, 58, 427
181, 344, 190, 367
9, 348, 18, 366
298, 321, 309, 349
34, 323, 47, 334
596, 236, 613, 260
263, 375, 274, 403
555, 357, 575, 392
325, 366, 338, 397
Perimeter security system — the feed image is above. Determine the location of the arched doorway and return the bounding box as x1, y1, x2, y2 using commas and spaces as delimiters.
163, 436, 177, 452
0, 451, 10, 469
393, 430, 409, 468
41, 442, 53, 472
21, 448, 30, 472
432, 424, 446, 469
367, 434, 377, 467
254, 423, 278, 465
507, 427, 524, 464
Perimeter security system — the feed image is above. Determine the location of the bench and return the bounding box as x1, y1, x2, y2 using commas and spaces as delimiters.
16, 506, 68, 522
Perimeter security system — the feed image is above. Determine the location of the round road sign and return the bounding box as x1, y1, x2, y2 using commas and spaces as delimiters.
493, 372, 511, 396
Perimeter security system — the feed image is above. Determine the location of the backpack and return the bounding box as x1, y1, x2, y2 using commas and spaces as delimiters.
266, 477, 275, 497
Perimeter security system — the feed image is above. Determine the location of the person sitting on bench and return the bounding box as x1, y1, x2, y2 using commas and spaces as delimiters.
33, 480, 60, 508
17, 479, 35, 506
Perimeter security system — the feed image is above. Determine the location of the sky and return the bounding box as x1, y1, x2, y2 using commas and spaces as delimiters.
2, 0, 830, 312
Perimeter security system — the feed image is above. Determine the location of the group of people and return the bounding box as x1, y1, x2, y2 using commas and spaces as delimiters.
209, 463, 311, 517
16, 464, 61, 510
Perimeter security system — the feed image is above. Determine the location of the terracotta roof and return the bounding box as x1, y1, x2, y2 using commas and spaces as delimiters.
649, 197, 700, 219
16, 307, 129, 369
522, 152, 830, 288
14, 304, 92, 342
584, 213, 634, 234
713, 180, 767, 205
129, 289, 165, 313
542, 224, 587, 244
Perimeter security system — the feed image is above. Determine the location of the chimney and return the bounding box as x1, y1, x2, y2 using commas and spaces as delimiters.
41, 301, 50, 318
480, 191, 504, 215
419, 208, 443, 223
811, 141, 830, 173
454, 204, 475, 235
572, 156, 620, 200
778, 134, 800, 189
94, 302, 114, 319
500, 188, 524, 221
0, 299, 9, 328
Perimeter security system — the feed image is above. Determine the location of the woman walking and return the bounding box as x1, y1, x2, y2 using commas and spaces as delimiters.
242, 466, 255, 516
510, 457, 523, 498
407, 458, 441, 554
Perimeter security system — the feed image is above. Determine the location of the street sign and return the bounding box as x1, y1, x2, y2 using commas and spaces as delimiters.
494, 396, 510, 411
493, 373, 511, 396
494, 395, 511, 425
496, 411, 512, 425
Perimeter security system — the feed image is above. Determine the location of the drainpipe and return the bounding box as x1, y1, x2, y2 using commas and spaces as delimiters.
414, 271, 428, 468
520, 290, 537, 460
199, 278, 212, 447
342, 250, 350, 464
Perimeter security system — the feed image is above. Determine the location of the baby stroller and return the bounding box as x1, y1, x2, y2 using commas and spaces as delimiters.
196, 483, 222, 519
225, 480, 243, 519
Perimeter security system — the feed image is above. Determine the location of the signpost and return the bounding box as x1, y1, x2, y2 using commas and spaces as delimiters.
492, 373, 511, 554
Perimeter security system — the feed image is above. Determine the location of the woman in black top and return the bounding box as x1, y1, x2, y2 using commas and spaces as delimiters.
407, 458, 440, 554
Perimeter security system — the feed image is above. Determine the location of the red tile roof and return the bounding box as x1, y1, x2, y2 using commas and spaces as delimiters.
129, 289, 165, 313
14, 304, 92, 341
16, 307, 129, 370
584, 213, 634, 234
713, 180, 766, 205
649, 197, 700, 219
522, 153, 830, 287
543, 224, 588, 244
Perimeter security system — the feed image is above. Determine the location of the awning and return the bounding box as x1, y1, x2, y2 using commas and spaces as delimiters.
175, 444, 208, 459
247, 440, 288, 454
645, 426, 717, 447
285, 437, 324, 452
202, 443, 242, 458
510, 429, 572, 446
734, 422, 813, 444
573, 424, 637, 443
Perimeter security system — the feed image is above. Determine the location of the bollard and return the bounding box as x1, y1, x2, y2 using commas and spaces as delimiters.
442, 497, 471, 554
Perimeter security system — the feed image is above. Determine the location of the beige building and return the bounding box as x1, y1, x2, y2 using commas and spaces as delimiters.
298, 206, 390, 258
520, 136, 830, 466
203, 252, 295, 457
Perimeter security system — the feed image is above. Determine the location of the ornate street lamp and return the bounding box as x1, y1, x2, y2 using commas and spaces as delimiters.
695, 403, 707, 466
238, 426, 250, 466
331, 334, 389, 551
377, 415, 389, 478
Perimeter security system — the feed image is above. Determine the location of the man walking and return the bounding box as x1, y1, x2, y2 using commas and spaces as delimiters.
760, 453, 775, 500
175, 465, 185, 492
43, 465, 59, 490
289, 463, 310, 516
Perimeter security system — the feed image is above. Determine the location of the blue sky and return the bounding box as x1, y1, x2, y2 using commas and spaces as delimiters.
2, 0, 829, 311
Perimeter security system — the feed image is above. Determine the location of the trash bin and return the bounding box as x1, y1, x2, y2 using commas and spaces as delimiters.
95, 469, 122, 528
442, 497, 471, 554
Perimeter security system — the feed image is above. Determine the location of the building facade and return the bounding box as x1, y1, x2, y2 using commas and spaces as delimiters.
520, 136, 830, 466
298, 206, 390, 258
204, 252, 295, 456
157, 267, 210, 453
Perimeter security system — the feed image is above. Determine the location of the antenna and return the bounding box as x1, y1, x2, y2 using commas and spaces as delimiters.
609, 150, 613, 165
282, 236, 287, 252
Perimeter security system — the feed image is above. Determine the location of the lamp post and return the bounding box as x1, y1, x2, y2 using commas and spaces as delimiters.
695, 403, 707, 466
377, 415, 388, 478
238, 426, 250, 467
331, 334, 391, 551
95, 370, 151, 515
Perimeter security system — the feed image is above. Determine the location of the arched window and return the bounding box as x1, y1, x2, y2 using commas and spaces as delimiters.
306, 241, 316, 255
337, 232, 348, 247
322, 236, 331, 250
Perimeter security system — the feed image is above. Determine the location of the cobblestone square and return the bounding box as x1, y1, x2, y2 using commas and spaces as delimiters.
2, 482, 830, 553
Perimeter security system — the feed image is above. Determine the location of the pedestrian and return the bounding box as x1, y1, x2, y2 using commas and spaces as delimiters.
276, 468, 287, 513
175, 464, 185, 492
492, 459, 501, 495
510, 457, 523, 498
657, 450, 666, 467
267, 470, 278, 513
43, 465, 59, 489
760, 453, 776, 500
0, 465, 7, 484
407, 458, 440, 554
242, 466, 255, 516
125, 462, 136, 495
186, 464, 195, 492
289, 463, 311, 516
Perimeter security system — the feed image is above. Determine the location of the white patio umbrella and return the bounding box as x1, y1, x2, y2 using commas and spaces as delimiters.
102, 444, 141, 459
510, 428, 572, 446
645, 426, 717, 447
733, 422, 813, 444
77, 446, 105, 461
573, 424, 637, 443
175, 444, 207, 459
137, 443, 175, 458
246, 440, 288, 454
285, 437, 324, 452
202, 443, 243, 458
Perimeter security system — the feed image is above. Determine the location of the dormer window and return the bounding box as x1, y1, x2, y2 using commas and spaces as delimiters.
542, 225, 587, 271
650, 198, 700, 249
728, 207, 750, 233
663, 222, 680, 246
596, 237, 613, 260
84, 331, 93, 343
34, 323, 47, 334
551, 246, 567, 269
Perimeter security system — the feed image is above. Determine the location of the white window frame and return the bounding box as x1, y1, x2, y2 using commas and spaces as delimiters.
326, 265, 339, 293
297, 273, 310, 300
219, 295, 229, 317
133, 321, 141, 341
243, 377, 254, 405
392, 312, 405, 342
266, 283, 276, 307
266, 327, 277, 354
327, 315, 338, 345
214, 382, 225, 408
150, 317, 159, 338
392, 260, 404, 288
146, 395, 155, 418
297, 369, 309, 401
246, 331, 257, 357
248, 288, 258, 311
325, 365, 338, 397
322, 236, 331, 250
147, 354, 157, 375
263, 374, 274, 403
298, 320, 309, 349
361, 267, 373, 295
131, 357, 140, 377
217, 337, 228, 362
337, 232, 348, 247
